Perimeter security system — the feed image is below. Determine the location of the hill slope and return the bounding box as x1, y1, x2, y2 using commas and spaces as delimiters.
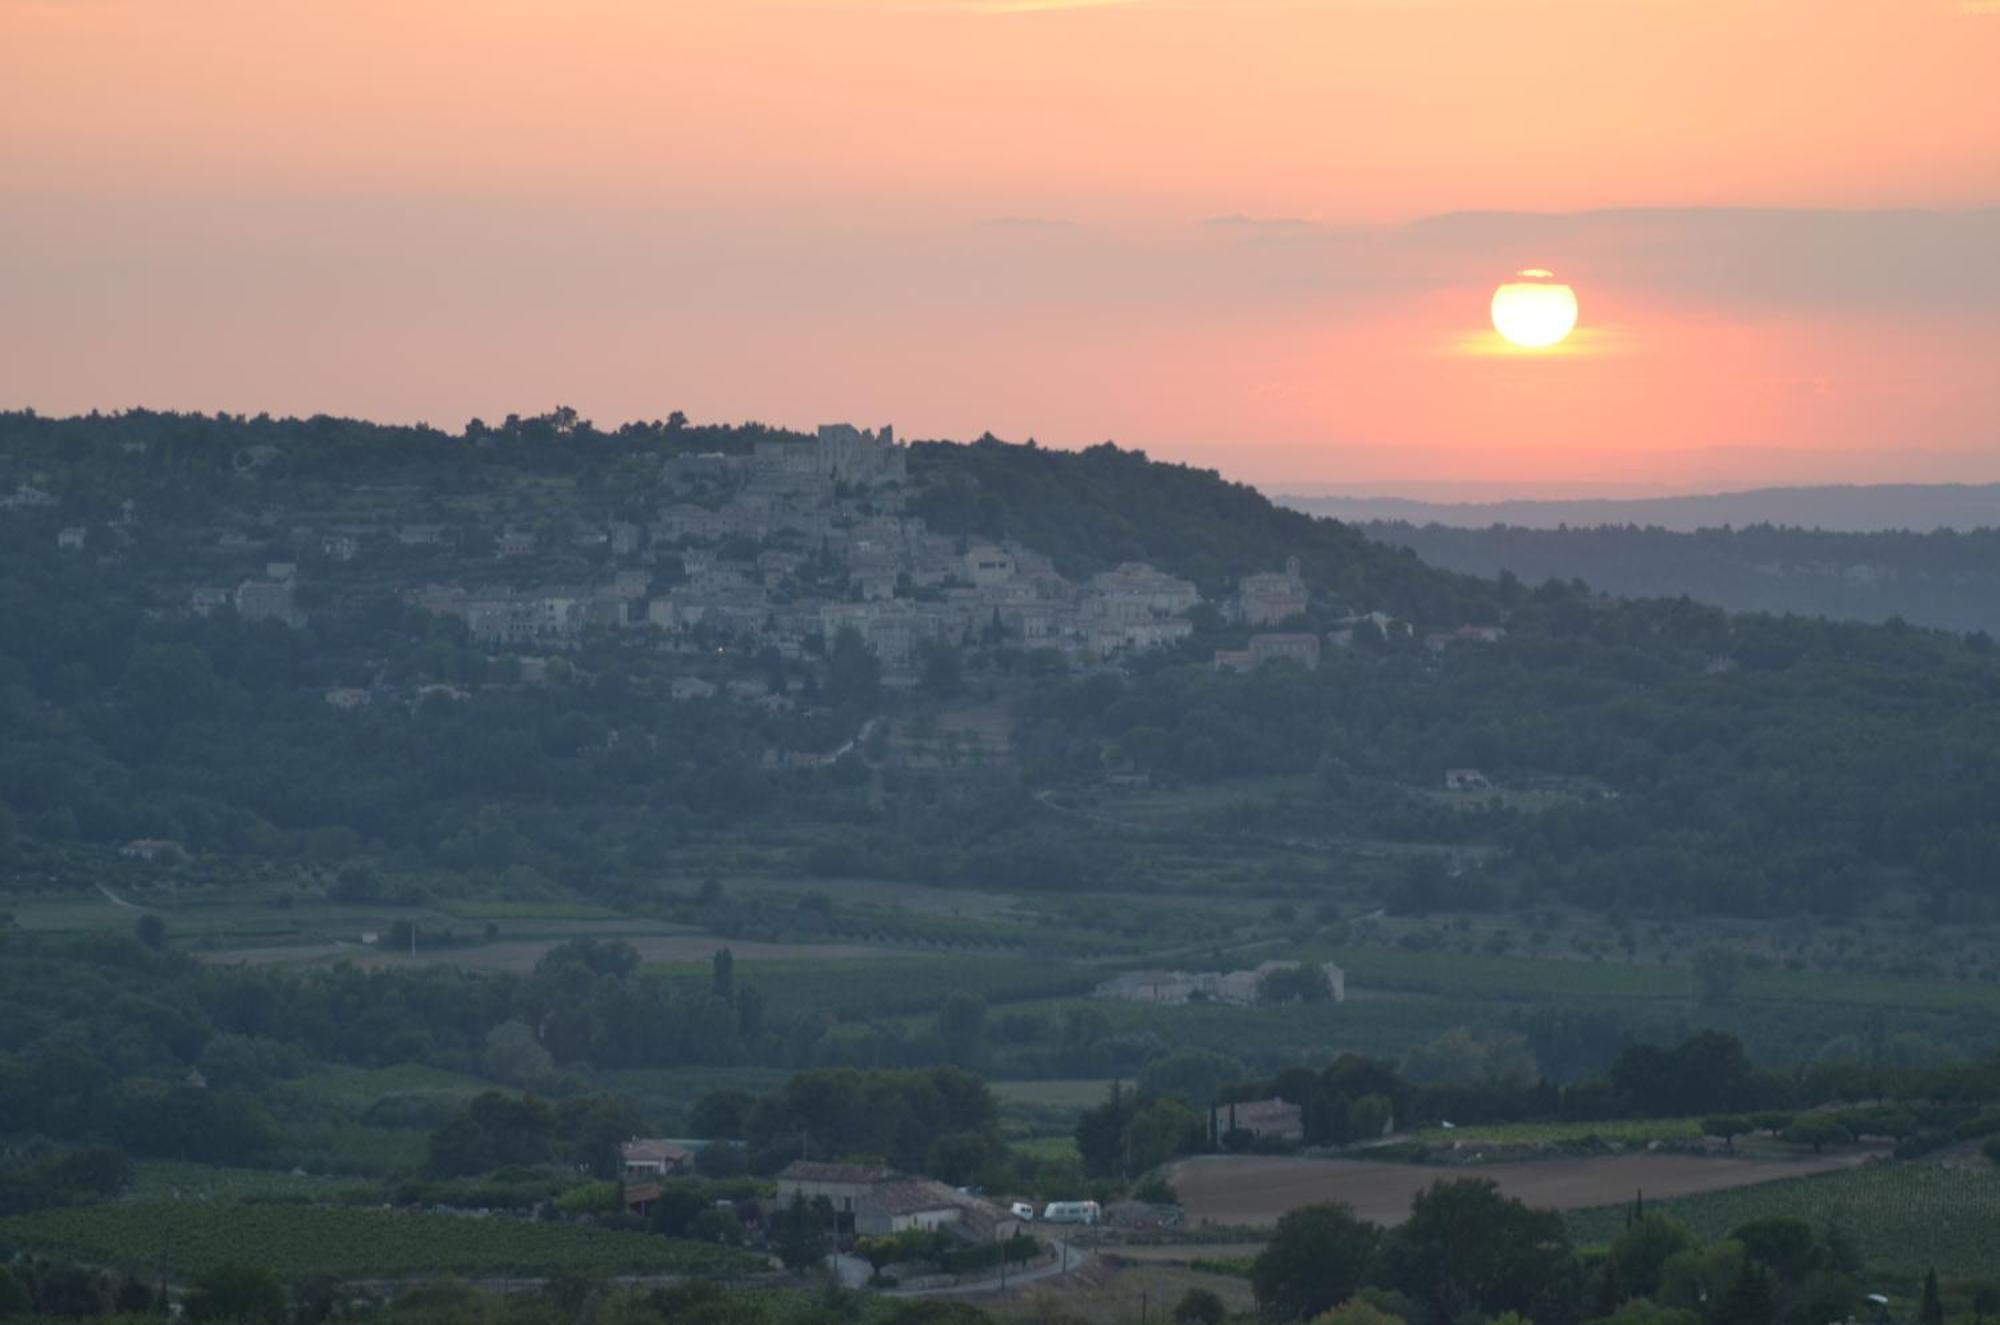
2, 409, 1999, 930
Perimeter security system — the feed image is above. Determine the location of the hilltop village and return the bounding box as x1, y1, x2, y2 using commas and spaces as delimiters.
133, 423, 1367, 691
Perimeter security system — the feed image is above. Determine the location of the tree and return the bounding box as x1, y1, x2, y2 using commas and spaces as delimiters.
771, 1192, 830, 1272
648, 1185, 710, 1238
1174, 1287, 1228, 1325
690, 1088, 755, 1140
1730, 1218, 1814, 1282
1794, 1270, 1862, 1325
1075, 1083, 1134, 1177
1250, 1202, 1381, 1322
483, 1020, 556, 1089
1711, 1258, 1777, 1325
919, 640, 964, 699
1380, 1178, 1574, 1325
736, 984, 765, 1043
1123, 1097, 1203, 1174
1702, 1116, 1750, 1152
1597, 1303, 1699, 1325
1920, 1269, 1945, 1325
1259, 964, 1335, 1006
1609, 1214, 1694, 1299
134, 913, 166, 950
1139, 1051, 1246, 1109
1781, 1116, 1851, 1154
826, 627, 881, 709
427, 1091, 557, 1175
184, 1265, 287, 1325
1309, 1300, 1408, 1325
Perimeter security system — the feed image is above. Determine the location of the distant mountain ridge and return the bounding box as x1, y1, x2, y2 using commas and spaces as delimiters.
1360, 521, 2000, 636
1277, 483, 2000, 533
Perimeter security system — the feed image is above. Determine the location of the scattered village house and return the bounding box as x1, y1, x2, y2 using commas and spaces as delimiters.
773, 1161, 1019, 1242
235, 578, 304, 627
619, 1138, 694, 1178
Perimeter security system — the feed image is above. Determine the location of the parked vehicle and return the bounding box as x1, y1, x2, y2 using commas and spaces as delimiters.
1009, 1202, 1036, 1221
1040, 1200, 1101, 1225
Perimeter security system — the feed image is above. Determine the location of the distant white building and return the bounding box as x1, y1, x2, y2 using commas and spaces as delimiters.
964, 546, 1016, 587
1095, 960, 1345, 1006
620, 1139, 694, 1177
235, 579, 305, 627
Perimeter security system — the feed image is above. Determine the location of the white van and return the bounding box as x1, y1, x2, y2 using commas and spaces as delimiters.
1040, 1200, 1101, 1225
1009, 1202, 1036, 1221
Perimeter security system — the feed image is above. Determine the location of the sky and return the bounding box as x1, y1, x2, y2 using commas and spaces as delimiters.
3, 0, 1998, 495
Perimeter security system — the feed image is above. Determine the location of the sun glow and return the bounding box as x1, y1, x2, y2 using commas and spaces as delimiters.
1491, 270, 1580, 349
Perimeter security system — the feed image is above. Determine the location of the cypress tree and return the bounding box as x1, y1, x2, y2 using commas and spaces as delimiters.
1921, 1268, 1945, 1325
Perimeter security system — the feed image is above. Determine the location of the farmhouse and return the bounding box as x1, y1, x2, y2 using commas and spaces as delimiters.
1216, 1097, 1305, 1144
1093, 960, 1345, 1007
620, 1138, 694, 1178
775, 1161, 894, 1217
773, 1161, 1020, 1242
855, 1181, 964, 1236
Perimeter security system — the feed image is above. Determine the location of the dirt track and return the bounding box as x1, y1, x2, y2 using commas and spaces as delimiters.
1165, 1150, 1875, 1228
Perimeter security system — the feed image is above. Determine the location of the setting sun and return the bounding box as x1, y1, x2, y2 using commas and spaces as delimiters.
1491, 270, 1580, 349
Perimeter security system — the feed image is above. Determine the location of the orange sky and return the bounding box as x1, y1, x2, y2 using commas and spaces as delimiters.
3, 0, 1998, 492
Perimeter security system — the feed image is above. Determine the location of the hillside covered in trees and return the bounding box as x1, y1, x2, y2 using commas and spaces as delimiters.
2, 408, 1999, 927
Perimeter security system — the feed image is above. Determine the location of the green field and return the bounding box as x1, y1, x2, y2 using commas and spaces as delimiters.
124, 1163, 373, 1205
1330, 946, 2000, 1016
652, 954, 1099, 1020
1566, 1162, 2000, 1283
0, 1203, 764, 1279
435, 901, 626, 921
283, 1063, 498, 1109
991, 1079, 1116, 1110
1403, 1117, 1704, 1147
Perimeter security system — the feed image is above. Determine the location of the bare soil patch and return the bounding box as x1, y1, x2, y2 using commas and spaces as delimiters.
1164, 1150, 1876, 1228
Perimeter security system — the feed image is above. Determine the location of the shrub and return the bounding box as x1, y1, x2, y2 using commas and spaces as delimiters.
1174, 1288, 1228, 1325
